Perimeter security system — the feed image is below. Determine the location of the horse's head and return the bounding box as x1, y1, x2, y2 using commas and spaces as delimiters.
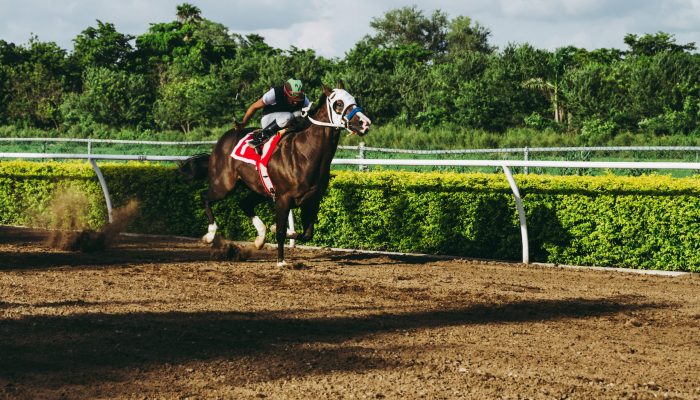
320, 83, 372, 136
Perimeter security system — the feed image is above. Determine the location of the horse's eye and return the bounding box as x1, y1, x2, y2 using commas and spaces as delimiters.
333, 100, 344, 113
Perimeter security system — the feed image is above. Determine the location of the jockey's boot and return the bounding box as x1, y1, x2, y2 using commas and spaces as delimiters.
248, 121, 281, 150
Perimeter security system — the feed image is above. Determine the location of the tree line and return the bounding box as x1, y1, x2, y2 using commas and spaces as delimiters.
0, 4, 698, 143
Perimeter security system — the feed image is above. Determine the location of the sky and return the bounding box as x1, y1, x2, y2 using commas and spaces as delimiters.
0, 0, 698, 57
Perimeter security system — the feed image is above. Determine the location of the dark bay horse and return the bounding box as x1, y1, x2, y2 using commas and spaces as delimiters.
182, 84, 371, 266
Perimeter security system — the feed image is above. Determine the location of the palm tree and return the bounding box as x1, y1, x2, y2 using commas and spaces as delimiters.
176, 3, 202, 24
522, 47, 576, 124
523, 77, 564, 123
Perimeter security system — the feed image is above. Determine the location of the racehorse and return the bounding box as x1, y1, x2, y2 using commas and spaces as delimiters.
181, 83, 371, 266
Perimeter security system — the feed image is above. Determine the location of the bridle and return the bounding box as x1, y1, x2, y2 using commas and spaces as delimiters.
302, 89, 366, 133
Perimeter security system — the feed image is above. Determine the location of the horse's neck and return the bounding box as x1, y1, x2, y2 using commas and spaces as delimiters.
308, 100, 340, 148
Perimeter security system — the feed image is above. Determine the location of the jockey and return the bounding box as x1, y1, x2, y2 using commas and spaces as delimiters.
238, 78, 310, 149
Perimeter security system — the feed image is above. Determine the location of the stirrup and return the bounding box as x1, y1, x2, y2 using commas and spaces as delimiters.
248, 139, 263, 149
248, 132, 265, 149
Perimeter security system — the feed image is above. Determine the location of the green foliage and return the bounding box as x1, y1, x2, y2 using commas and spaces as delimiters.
72, 20, 135, 70
638, 96, 700, 136
0, 5, 700, 141
1, 162, 698, 272
176, 3, 202, 24
446, 16, 494, 54
61, 67, 153, 129
367, 6, 449, 55
518, 174, 700, 270
317, 171, 700, 271
580, 118, 618, 146
624, 32, 696, 57
153, 69, 229, 133
0, 37, 77, 129
0, 161, 106, 228
561, 61, 630, 128
523, 112, 561, 131
5, 62, 64, 128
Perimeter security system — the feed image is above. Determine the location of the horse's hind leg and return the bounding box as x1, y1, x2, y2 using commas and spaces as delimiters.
201, 178, 237, 243
238, 192, 268, 250
274, 196, 293, 267
201, 188, 222, 243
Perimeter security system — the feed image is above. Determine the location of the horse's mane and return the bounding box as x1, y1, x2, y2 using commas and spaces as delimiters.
307, 92, 328, 118
286, 91, 328, 134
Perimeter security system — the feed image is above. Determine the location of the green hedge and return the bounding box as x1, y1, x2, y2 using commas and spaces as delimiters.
1, 161, 698, 271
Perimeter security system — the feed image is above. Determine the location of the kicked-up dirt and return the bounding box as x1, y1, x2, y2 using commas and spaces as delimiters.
0, 225, 698, 399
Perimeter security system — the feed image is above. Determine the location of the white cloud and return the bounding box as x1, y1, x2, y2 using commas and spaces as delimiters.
0, 0, 697, 55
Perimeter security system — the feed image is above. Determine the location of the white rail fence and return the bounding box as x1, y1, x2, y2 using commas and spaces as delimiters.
2, 151, 699, 264
3, 137, 700, 169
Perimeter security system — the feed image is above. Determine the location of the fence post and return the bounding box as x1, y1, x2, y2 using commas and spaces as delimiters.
288, 211, 295, 248
88, 159, 113, 223
502, 166, 529, 264
358, 141, 366, 171
524, 146, 529, 175
87, 139, 92, 155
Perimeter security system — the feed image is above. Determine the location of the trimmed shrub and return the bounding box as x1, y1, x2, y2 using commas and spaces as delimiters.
1, 161, 698, 271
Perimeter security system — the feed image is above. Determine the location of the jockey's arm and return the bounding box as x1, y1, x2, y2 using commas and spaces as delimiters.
240, 98, 265, 127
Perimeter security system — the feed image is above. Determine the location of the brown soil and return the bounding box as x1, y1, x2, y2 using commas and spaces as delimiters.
0, 225, 698, 400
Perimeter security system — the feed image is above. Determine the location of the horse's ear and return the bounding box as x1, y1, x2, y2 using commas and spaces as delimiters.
322, 84, 332, 96
337, 80, 345, 90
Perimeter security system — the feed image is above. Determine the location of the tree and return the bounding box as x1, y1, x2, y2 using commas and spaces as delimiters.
135, 7, 238, 75
3, 38, 72, 128
342, 41, 432, 124
446, 16, 494, 54
6, 63, 64, 128
176, 3, 202, 24
135, 21, 190, 68
454, 44, 551, 131
367, 6, 448, 55
624, 32, 696, 57
61, 67, 153, 129
625, 51, 700, 133
0, 40, 27, 124
561, 61, 631, 129
522, 47, 577, 124
72, 20, 135, 70
419, 50, 491, 127
153, 69, 227, 133
0, 40, 28, 65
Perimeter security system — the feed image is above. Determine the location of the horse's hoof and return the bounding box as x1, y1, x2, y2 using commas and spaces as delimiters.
203, 223, 218, 243
270, 225, 296, 238
276, 260, 288, 268
254, 236, 265, 250
202, 232, 216, 244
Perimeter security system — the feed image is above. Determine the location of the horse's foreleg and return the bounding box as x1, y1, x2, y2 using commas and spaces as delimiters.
274, 196, 292, 267
201, 189, 218, 243
239, 192, 267, 250
298, 198, 321, 242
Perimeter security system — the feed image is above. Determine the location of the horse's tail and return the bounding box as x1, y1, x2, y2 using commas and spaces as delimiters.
178, 153, 210, 180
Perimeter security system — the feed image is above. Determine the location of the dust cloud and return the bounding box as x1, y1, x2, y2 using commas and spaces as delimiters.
40, 188, 139, 252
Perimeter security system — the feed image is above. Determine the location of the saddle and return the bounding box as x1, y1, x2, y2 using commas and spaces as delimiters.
231, 130, 284, 198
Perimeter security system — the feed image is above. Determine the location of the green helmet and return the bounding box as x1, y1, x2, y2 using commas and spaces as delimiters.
284, 78, 304, 100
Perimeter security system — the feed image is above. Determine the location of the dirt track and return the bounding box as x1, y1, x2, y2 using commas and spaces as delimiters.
0, 225, 699, 399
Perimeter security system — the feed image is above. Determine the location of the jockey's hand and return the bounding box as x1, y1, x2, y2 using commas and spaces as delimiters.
233, 121, 244, 132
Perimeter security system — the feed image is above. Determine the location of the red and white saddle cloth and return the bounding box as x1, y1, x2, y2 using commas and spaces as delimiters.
231, 131, 283, 197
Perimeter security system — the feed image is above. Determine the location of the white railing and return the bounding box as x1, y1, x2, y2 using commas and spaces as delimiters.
2, 151, 699, 264
3, 138, 700, 165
